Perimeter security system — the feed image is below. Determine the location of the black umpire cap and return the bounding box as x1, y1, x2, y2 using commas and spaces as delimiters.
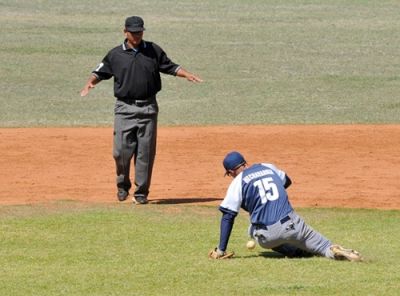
125, 16, 145, 32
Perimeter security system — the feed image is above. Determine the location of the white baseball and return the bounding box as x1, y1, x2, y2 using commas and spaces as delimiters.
246, 240, 256, 250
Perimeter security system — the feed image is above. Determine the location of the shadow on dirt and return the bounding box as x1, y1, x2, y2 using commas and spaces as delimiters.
236, 251, 315, 260
149, 197, 222, 204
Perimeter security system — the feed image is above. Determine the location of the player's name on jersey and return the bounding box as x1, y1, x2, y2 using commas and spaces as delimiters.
243, 169, 274, 183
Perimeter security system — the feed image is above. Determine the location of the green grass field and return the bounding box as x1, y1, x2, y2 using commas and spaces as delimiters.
0, 202, 399, 296
1, 1, 399, 295
1, 0, 400, 126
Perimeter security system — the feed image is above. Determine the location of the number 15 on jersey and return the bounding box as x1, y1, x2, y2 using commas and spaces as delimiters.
253, 177, 279, 204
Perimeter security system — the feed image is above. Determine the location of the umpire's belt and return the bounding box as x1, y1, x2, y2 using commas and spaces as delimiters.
119, 96, 155, 107
253, 215, 291, 230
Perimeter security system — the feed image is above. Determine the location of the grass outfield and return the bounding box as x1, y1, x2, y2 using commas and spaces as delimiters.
0, 202, 399, 296
1, 0, 400, 126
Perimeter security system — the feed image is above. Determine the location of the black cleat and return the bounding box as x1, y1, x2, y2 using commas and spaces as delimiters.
134, 196, 148, 205
117, 188, 129, 202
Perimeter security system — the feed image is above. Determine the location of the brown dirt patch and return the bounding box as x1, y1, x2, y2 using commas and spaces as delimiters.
0, 125, 399, 209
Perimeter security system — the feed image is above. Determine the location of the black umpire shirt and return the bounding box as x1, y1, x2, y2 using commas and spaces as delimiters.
92, 40, 180, 101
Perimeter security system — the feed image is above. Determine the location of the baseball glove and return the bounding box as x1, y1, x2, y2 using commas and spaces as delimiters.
208, 248, 235, 259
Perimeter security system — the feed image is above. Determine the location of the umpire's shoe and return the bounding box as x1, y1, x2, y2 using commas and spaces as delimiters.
330, 245, 362, 262
134, 196, 148, 205
117, 188, 129, 202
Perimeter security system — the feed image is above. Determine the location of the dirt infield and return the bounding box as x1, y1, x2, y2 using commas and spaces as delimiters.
0, 125, 399, 209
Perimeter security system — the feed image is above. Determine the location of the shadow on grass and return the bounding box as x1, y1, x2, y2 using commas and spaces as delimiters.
235, 251, 286, 259
236, 251, 315, 260
149, 197, 222, 204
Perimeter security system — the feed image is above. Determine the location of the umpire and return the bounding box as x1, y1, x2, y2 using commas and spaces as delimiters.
80, 16, 202, 204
